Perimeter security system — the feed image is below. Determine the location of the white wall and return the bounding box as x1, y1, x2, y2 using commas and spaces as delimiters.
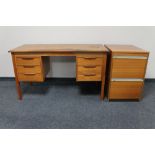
0, 26, 154, 78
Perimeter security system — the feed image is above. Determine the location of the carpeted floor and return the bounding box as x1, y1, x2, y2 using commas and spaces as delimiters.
0, 78, 155, 129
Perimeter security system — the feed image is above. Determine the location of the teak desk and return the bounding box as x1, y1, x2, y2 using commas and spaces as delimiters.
9, 44, 107, 100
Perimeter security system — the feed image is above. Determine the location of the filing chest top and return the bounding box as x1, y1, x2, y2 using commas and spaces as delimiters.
9, 44, 107, 53
105, 44, 149, 54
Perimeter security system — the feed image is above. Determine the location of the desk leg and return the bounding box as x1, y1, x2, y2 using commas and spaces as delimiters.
11, 54, 22, 100
100, 79, 105, 100
100, 54, 107, 100
15, 79, 22, 100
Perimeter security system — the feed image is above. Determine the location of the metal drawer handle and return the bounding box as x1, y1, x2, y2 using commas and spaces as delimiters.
111, 78, 144, 82
112, 56, 147, 59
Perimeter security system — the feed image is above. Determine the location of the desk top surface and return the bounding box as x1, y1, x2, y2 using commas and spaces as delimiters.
9, 44, 107, 53
105, 44, 148, 53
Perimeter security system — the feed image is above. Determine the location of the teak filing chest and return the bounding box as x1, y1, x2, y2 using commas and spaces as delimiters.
105, 44, 149, 100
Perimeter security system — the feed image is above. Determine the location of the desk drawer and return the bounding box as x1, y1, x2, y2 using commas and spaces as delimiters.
17, 65, 42, 74
15, 57, 41, 66
77, 66, 102, 75
109, 81, 143, 99
111, 57, 147, 78
18, 73, 44, 82
77, 57, 103, 66
77, 73, 101, 81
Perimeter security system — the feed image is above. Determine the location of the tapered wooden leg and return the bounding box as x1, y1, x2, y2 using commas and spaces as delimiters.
15, 78, 22, 100
100, 80, 105, 100
100, 54, 107, 100
30, 82, 32, 86
11, 53, 23, 100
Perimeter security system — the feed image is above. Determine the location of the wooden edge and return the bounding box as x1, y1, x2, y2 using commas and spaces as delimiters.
100, 53, 107, 100
104, 45, 149, 54
8, 46, 108, 53
11, 53, 22, 100
107, 53, 113, 100
140, 52, 150, 100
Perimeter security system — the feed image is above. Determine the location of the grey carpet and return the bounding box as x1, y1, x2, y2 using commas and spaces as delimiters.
0, 79, 155, 129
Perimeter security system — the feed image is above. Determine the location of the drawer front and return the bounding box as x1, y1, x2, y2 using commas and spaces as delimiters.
18, 73, 44, 82
77, 57, 103, 66
111, 58, 147, 78
77, 66, 102, 75
17, 66, 42, 74
77, 74, 101, 81
109, 81, 143, 99
15, 57, 41, 66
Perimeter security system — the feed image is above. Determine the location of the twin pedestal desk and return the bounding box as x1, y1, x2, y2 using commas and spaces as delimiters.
9, 44, 149, 101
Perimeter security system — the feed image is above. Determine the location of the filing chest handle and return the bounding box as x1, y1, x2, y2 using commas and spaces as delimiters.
112, 56, 147, 59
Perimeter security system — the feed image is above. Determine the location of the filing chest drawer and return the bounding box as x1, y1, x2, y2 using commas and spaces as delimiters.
17, 65, 41, 74
111, 58, 147, 78
15, 57, 41, 66
109, 81, 143, 99
77, 57, 103, 66
18, 73, 44, 82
